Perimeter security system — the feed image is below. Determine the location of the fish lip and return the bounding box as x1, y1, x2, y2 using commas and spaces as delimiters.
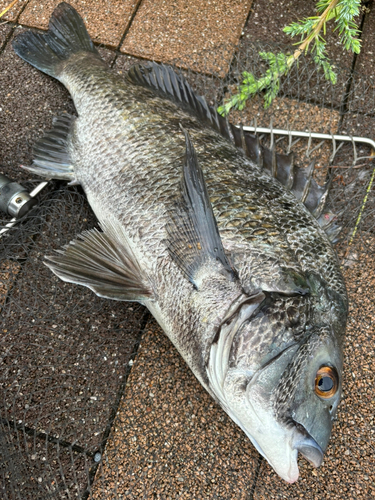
293, 425, 324, 468
242, 396, 300, 483
244, 430, 300, 484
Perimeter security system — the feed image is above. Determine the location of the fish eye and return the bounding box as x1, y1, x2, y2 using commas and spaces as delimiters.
314, 366, 338, 399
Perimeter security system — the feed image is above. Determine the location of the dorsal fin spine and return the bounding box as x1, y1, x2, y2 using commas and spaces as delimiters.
240, 124, 248, 155
286, 153, 295, 190
257, 137, 263, 168
163, 69, 174, 96
155, 67, 165, 92
271, 145, 277, 178
300, 160, 315, 204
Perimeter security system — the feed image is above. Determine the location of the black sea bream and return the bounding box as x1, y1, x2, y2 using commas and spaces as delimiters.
13, 2, 348, 483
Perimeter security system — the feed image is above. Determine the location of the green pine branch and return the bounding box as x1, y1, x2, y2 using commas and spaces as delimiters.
218, 0, 361, 115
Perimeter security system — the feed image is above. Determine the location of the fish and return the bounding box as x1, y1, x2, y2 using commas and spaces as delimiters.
13, 2, 348, 483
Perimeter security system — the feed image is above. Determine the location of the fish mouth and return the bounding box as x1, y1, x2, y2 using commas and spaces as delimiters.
241, 344, 326, 483
241, 394, 301, 483
294, 436, 324, 468
243, 412, 323, 483
246, 431, 300, 484
292, 422, 324, 468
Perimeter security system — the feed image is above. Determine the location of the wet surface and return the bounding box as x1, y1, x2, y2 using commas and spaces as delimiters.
1, 427, 90, 500
1, 187, 146, 451
0, 0, 374, 498
120, 0, 253, 76
242, 0, 362, 69
19, 0, 141, 48
355, 5, 375, 79
92, 318, 260, 500
0, 193, 147, 500
0, 0, 28, 22
235, 0, 363, 109
0, 23, 13, 50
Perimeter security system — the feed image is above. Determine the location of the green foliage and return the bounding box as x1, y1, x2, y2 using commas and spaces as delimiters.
218, 0, 361, 115
218, 53, 294, 115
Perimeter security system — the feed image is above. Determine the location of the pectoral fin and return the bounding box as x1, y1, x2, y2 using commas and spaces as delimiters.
45, 220, 153, 302
166, 127, 237, 287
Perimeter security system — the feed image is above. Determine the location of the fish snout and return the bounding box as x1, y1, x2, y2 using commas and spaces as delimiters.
294, 436, 324, 468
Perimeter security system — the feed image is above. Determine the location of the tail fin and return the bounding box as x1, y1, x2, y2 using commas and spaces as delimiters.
12, 2, 99, 79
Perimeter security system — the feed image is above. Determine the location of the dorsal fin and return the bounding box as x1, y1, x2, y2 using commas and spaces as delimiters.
127, 62, 339, 242
127, 63, 230, 140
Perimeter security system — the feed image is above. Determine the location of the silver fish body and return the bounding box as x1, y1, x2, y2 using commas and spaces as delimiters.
13, 2, 348, 483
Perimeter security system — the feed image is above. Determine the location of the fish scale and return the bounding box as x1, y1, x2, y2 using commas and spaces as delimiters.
13, 2, 348, 483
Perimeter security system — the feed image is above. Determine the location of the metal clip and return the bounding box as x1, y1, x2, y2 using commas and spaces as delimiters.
0, 173, 37, 218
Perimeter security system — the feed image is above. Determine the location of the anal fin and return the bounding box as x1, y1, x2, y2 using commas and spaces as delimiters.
45, 219, 154, 302
23, 114, 77, 182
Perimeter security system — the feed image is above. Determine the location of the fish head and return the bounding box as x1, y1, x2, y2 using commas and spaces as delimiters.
207, 314, 343, 483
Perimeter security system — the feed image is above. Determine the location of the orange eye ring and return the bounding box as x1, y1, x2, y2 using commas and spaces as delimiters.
315, 366, 339, 399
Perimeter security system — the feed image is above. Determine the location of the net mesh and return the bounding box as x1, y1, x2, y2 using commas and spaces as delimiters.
0, 39, 374, 500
